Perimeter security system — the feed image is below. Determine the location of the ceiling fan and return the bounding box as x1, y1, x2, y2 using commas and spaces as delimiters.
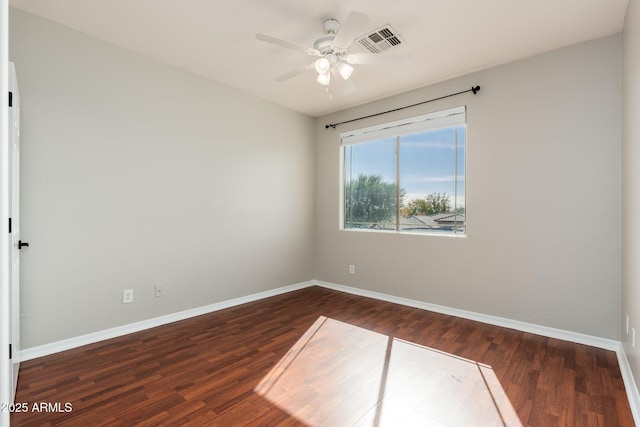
256, 12, 409, 88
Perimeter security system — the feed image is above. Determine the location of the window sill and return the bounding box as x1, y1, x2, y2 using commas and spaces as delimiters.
340, 228, 467, 238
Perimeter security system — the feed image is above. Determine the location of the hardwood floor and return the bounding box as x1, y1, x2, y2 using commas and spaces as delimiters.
10, 286, 634, 426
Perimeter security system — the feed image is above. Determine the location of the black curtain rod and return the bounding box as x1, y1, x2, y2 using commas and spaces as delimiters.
325, 85, 480, 129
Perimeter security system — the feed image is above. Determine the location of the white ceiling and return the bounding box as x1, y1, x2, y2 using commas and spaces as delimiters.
9, 0, 629, 117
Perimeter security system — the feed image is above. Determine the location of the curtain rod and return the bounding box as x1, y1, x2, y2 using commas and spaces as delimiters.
325, 85, 480, 130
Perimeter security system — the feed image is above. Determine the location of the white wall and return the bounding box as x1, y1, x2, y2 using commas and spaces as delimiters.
315, 35, 622, 339
9, 9, 315, 349
623, 0, 640, 399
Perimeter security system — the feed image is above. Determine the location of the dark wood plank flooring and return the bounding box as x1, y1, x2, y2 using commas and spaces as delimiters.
10, 286, 635, 426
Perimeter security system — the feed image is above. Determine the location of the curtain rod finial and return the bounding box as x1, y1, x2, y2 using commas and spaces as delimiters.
472, 86, 480, 94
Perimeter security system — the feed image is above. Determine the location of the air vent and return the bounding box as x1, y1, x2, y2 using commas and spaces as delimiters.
356, 25, 405, 54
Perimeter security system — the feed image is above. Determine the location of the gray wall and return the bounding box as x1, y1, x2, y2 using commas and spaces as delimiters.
10, 9, 316, 348
315, 35, 622, 339
623, 0, 640, 399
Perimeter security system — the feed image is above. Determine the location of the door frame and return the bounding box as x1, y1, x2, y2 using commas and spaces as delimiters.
8, 61, 20, 402
1, 0, 12, 425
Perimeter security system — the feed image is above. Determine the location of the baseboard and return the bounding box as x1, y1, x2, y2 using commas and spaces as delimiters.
19, 278, 622, 357
616, 344, 640, 425
313, 280, 620, 351
18, 281, 314, 362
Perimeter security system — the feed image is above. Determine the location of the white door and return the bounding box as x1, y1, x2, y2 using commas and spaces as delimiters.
8, 62, 22, 401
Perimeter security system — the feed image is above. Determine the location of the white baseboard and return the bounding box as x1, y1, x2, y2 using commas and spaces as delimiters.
313, 280, 620, 350
18, 281, 314, 362
616, 344, 640, 425
16, 279, 640, 426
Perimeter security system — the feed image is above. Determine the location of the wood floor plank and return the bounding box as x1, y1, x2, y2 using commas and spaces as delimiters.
10, 286, 635, 426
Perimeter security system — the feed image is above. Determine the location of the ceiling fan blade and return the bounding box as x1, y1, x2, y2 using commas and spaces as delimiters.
346, 53, 411, 66
332, 11, 370, 49
256, 33, 320, 56
274, 63, 316, 82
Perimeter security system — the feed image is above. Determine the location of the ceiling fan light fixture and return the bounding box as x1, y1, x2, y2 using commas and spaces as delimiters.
315, 57, 331, 74
317, 71, 331, 86
337, 62, 354, 80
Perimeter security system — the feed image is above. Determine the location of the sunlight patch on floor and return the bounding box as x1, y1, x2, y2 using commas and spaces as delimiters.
254, 316, 522, 426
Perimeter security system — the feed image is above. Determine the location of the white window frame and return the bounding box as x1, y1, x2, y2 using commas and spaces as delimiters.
339, 106, 466, 236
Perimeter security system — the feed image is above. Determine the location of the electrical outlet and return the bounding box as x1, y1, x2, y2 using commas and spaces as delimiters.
349, 265, 355, 274
155, 285, 164, 297
123, 289, 133, 304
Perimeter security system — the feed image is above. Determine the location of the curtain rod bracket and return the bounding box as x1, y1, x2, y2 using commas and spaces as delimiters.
325, 85, 481, 130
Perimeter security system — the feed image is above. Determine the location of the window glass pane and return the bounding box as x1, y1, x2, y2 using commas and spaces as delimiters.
399, 125, 465, 234
344, 138, 397, 230
400, 128, 458, 233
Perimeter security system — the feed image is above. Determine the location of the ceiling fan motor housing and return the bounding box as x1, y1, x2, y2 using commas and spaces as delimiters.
314, 35, 336, 54
315, 18, 349, 57
323, 18, 340, 34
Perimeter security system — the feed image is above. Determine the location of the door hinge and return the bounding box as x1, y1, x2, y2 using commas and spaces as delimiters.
8, 217, 12, 234
9, 344, 12, 360
9, 91, 12, 107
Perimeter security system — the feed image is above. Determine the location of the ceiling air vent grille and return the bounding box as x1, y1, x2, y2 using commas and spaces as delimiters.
356, 25, 405, 54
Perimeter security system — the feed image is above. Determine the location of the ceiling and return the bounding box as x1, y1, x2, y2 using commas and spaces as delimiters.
9, 0, 629, 117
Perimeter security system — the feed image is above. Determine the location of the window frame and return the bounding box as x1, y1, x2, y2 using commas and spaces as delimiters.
339, 106, 467, 236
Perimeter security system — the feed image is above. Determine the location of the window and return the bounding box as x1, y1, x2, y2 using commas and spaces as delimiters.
341, 106, 466, 235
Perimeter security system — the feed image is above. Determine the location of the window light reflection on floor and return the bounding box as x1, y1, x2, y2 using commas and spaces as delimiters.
254, 316, 522, 426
